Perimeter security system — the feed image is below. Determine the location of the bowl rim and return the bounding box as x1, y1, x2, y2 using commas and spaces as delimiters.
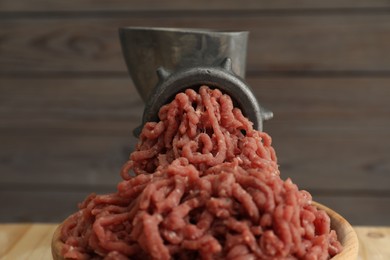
312, 201, 359, 259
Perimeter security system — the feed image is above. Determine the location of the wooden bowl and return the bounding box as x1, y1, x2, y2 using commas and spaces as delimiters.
52, 202, 358, 259
312, 202, 359, 259
51, 223, 64, 260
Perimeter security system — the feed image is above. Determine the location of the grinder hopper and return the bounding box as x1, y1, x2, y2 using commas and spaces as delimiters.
119, 27, 272, 135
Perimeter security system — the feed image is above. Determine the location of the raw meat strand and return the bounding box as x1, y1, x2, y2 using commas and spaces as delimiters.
206, 197, 233, 218
182, 140, 214, 164
163, 197, 204, 230
226, 244, 250, 258
199, 86, 227, 165
141, 121, 165, 139
231, 183, 260, 222
116, 173, 152, 198
137, 178, 172, 210
60, 85, 342, 259
135, 213, 170, 260
219, 94, 243, 130
163, 98, 180, 148
234, 170, 276, 213
155, 176, 186, 213
92, 213, 137, 255
132, 85, 277, 174
224, 218, 263, 257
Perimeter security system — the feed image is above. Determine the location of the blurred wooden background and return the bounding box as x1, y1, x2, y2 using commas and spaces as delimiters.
1, 1, 390, 225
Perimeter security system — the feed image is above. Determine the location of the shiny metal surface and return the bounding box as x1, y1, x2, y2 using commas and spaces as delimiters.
119, 27, 272, 136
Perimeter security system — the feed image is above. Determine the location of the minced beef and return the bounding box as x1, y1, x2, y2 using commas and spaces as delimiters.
60, 86, 342, 260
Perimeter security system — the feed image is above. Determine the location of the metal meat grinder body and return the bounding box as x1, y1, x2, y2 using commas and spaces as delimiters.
119, 27, 272, 136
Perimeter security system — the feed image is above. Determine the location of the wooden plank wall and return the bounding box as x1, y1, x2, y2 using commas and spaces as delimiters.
1, 1, 390, 225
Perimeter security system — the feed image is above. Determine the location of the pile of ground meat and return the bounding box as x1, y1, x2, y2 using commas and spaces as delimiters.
60, 86, 342, 259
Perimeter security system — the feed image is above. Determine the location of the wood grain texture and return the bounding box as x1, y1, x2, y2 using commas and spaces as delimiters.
0, 224, 57, 260
1, 77, 389, 191
0, 78, 142, 134
0, 190, 103, 223
314, 196, 390, 226
1, 0, 389, 12
1, 0, 389, 226
1, 14, 390, 74
356, 226, 390, 258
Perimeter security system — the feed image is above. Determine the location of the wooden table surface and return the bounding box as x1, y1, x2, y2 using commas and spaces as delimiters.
2, 1, 390, 226
0, 224, 389, 259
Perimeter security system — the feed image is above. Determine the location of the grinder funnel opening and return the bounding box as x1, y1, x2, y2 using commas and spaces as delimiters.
119, 27, 249, 102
